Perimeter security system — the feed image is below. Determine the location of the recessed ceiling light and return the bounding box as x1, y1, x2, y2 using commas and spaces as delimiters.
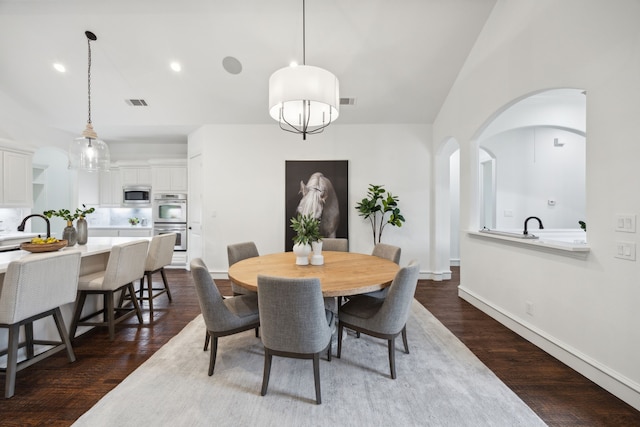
170, 62, 182, 72
289, 61, 298, 68
53, 63, 66, 73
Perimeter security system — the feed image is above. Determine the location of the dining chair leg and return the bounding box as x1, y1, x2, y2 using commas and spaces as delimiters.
208, 336, 218, 376
313, 352, 322, 404
261, 349, 273, 396
204, 332, 210, 351
5, 323, 20, 398
336, 323, 343, 358
401, 325, 409, 354
53, 307, 76, 362
388, 336, 397, 380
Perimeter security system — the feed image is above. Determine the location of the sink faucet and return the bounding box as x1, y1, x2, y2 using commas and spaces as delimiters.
523, 216, 544, 235
17, 214, 51, 238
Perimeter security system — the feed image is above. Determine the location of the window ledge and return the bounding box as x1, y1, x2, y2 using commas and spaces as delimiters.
467, 230, 590, 255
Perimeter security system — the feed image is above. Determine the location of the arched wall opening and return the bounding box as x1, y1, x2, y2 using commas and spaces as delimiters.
474, 88, 586, 241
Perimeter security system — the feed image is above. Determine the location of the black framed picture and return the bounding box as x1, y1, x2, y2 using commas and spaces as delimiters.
285, 160, 349, 251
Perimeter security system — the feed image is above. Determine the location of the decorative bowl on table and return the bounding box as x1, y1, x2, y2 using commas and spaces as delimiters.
20, 239, 68, 253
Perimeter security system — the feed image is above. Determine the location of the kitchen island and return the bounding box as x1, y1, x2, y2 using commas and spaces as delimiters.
0, 237, 152, 359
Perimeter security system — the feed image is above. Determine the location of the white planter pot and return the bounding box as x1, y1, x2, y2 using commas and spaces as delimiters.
293, 243, 311, 265
311, 241, 324, 265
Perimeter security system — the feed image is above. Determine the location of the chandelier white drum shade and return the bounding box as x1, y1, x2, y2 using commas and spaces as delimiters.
268, 65, 339, 140
68, 30, 110, 171
268, 0, 339, 140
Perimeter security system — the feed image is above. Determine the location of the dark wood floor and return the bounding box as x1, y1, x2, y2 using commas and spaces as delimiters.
1, 268, 639, 426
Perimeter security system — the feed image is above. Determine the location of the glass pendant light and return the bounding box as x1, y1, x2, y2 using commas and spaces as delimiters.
68, 31, 110, 171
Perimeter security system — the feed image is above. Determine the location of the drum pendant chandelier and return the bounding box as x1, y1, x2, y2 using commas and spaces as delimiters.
268, 0, 339, 140
68, 31, 110, 171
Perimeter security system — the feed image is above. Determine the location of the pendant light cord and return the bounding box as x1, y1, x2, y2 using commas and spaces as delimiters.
302, 0, 306, 66
87, 34, 93, 125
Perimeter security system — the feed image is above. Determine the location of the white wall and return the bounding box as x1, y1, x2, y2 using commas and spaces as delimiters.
188, 123, 432, 276
433, 0, 640, 409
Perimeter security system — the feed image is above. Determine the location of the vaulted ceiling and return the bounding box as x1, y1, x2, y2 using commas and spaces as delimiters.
0, 0, 496, 144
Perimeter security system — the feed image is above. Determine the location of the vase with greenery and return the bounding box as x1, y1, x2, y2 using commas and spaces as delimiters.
290, 213, 321, 265
355, 184, 405, 245
75, 204, 95, 245
43, 208, 78, 246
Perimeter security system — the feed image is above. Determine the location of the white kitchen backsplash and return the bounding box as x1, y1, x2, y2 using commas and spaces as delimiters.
90, 208, 152, 227
0, 208, 32, 233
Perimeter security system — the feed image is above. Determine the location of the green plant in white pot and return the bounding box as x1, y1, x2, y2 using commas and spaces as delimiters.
290, 213, 321, 265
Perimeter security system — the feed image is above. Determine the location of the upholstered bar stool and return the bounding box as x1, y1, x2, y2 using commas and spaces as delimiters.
137, 233, 176, 317
70, 240, 149, 341
0, 250, 81, 398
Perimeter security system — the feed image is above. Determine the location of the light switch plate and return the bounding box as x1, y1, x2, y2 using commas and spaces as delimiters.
615, 241, 636, 261
615, 215, 636, 233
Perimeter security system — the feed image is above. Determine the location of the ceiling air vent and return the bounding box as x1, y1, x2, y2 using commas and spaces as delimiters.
340, 97, 356, 106
125, 99, 148, 107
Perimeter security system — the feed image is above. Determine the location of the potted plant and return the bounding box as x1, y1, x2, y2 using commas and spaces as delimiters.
290, 213, 321, 265
128, 217, 140, 226
43, 208, 78, 246
355, 184, 405, 246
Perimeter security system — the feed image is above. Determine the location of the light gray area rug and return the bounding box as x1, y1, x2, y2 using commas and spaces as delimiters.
73, 300, 546, 427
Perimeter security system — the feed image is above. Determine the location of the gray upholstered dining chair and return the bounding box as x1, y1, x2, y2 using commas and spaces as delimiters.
70, 240, 149, 341
138, 233, 176, 316
359, 243, 401, 299
0, 250, 81, 398
321, 238, 349, 252
227, 241, 259, 296
191, 258, 260, 376
257, 275, 333, 404
337, 260, 420, 379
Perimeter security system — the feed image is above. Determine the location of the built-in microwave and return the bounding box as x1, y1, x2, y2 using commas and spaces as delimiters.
123, 186, 151, 206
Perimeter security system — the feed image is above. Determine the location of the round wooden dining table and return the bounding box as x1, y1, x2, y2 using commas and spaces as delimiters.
228, 251, 400, 297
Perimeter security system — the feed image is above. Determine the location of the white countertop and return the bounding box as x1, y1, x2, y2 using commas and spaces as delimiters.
0, 231, 39, 242
89, 226, 153, 230
0, 236, 150, 273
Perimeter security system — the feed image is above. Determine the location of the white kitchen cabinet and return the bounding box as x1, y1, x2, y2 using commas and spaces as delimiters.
88, 227, 152, 238
152, 166, 187, 193
119, 228, 152, 237
0, 148, 33, 208
121, 167, 151, 186
99, 169, 122, 207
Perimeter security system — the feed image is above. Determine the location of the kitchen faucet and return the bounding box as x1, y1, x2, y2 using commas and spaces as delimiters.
17, 214, 51, 238
523, 216, 544, 236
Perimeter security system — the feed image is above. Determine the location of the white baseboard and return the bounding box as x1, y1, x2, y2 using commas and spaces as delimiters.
458, 285, 640, 411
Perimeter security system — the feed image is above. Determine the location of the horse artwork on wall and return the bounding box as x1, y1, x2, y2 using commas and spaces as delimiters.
285, 160, 349, 251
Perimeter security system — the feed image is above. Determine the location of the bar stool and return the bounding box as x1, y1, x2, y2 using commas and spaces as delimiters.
137, 233, 176, 317
70, 240, 149, 341
0, 250, 81, 398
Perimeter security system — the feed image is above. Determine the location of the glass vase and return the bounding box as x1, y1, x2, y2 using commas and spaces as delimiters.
76, 217, 88, 245
62, 222, 77, 246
